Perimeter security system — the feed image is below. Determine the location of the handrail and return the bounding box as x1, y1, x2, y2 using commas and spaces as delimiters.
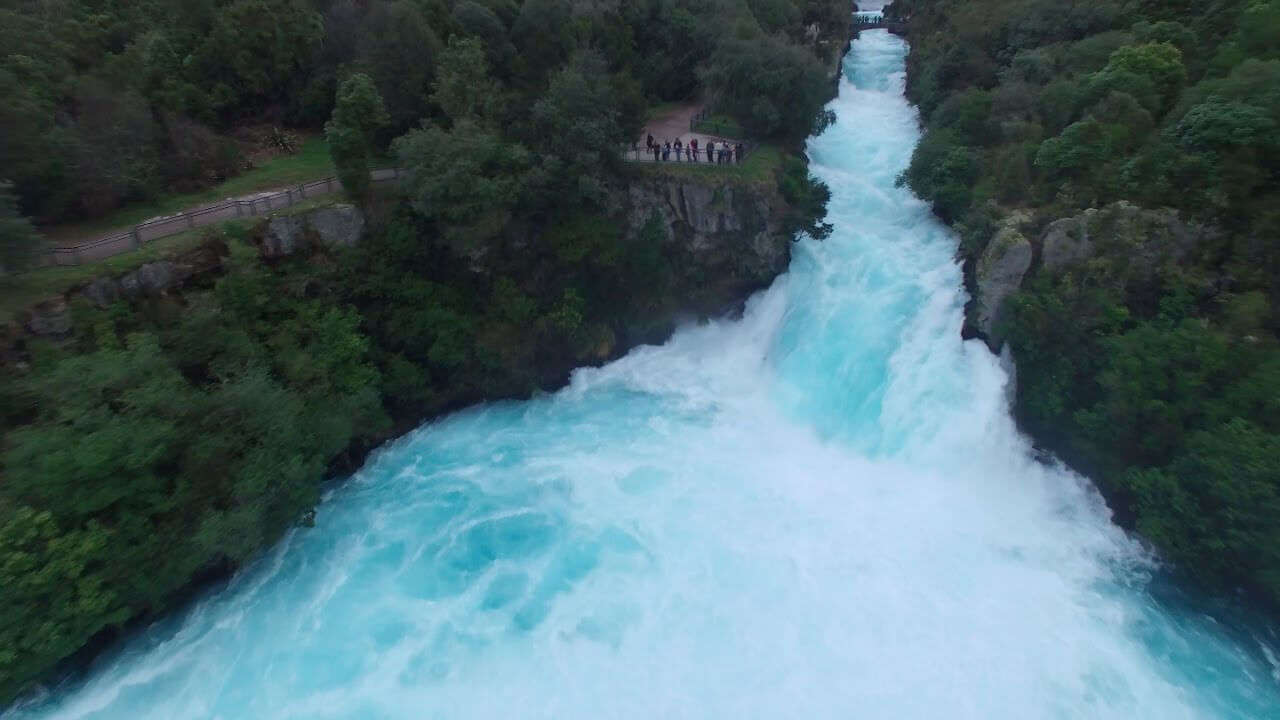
37, 168, 401, 267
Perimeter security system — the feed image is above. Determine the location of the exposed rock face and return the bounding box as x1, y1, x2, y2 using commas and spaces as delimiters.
967, 202, 1209, 352
259, 204, 365, 258
622, 177, 791, 320
1040, 215, 1093, 271
972, 212, 1033, 350
24, 297, 73, 337
310, 205, 365, 249
1041, 201, 1200, 278
261, 215, 308, 258
79, 241, 227, 309
119, 261, 178, 297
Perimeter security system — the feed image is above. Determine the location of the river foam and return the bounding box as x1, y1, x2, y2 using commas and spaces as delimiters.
9, 28, 1280, 720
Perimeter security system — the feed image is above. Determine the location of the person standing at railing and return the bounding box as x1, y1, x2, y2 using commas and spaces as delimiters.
662, 141, 671, 161
705, 140, 715, 163
674, 138, 683, 162
689, 138, 698, 162
652, 141, 661, 162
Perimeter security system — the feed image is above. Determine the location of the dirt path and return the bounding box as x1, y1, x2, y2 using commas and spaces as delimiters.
640, 103, 704, 147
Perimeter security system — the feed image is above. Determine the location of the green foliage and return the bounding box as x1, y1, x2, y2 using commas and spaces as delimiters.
394, 120, 532, 248
1128, 420, 1280, 601
0, 183, 39, 272
0, 0, 843, 702
904, 0, 1280, 615
0, 242, 390, 702
527, 52, 626, 208
702, 34, 836, 140
900, 129, 978, 222
778, 156, 833, 239
432, 37, 501, 123
326, 74, 390, 200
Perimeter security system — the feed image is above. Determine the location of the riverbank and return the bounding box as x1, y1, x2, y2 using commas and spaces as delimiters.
0, 148, 829, 705
896, 0, 1280, 616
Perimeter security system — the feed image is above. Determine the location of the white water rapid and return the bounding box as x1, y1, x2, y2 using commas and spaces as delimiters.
10, 28, 1280, 720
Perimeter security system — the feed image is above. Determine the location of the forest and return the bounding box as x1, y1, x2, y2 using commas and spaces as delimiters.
896, 0, 1280, 615
0, 0, 845, 704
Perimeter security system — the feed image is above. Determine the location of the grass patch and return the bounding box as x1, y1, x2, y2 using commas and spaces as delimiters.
41, 137, 337, 244
631, 144, 784, 188
693, 114, 746, 139
1, 223, 253, 324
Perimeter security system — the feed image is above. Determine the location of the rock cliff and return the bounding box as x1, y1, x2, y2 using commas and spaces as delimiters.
621, 175, 792, 319
967, 202, 1211, 352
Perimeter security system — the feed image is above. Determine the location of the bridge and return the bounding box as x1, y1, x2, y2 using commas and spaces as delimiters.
852, 16, 908, 35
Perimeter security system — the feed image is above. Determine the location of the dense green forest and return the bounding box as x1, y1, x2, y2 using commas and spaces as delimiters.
896, 0, 1280, 613
0, 0, 846, 704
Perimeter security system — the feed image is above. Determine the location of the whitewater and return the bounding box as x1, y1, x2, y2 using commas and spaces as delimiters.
11, 29, 1280, 720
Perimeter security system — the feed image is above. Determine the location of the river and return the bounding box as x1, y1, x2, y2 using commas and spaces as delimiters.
10, 27, 1280, 720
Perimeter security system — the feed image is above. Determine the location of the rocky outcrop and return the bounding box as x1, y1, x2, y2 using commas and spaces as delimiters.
310, 205, 364, 250
1041, 201, 1201, 277
622, 176, 791, 319
967, 202, 1211, 352
259, 203, 365, 258
24, 297, 73, 338
972, 212, 1033, 349
79, 241, 228, 309
262, 216, 308, 258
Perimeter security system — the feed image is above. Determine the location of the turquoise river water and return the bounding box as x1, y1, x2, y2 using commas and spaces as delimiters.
9, 29, 1280, 720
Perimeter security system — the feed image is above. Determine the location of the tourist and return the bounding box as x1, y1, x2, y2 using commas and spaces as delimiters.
647, 133, 655, 150
674, 138, 683, 161
689, 138, 699, 162
651, 141, 660, 162
705, 140, 715, 163
662, 141, 671, 161
735, 142, 745, 163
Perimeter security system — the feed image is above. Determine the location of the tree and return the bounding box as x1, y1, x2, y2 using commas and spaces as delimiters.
1035, 116, 1111, 179
393, 120, 531, 249
1127, 419, 1280, 605
0, 182, 39, 273
356, 0, 442, 135
702, 34, 834, 140
1090, 42, 1186, 115
528, 52, 625, 208
901, 129, 978, 222
326, 74, 389, 200
195, 0, 324, 118
432, 37, 500, 124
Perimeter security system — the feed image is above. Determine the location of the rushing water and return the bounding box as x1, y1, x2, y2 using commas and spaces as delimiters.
12, 30, 1280, 720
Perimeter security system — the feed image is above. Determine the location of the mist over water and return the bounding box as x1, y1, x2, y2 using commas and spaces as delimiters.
11, 30, 1280, 720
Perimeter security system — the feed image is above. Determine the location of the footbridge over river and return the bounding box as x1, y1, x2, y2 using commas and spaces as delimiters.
852, 15, 908, 35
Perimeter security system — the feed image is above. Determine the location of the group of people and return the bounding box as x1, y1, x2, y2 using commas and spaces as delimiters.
644, 134, 745, 164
